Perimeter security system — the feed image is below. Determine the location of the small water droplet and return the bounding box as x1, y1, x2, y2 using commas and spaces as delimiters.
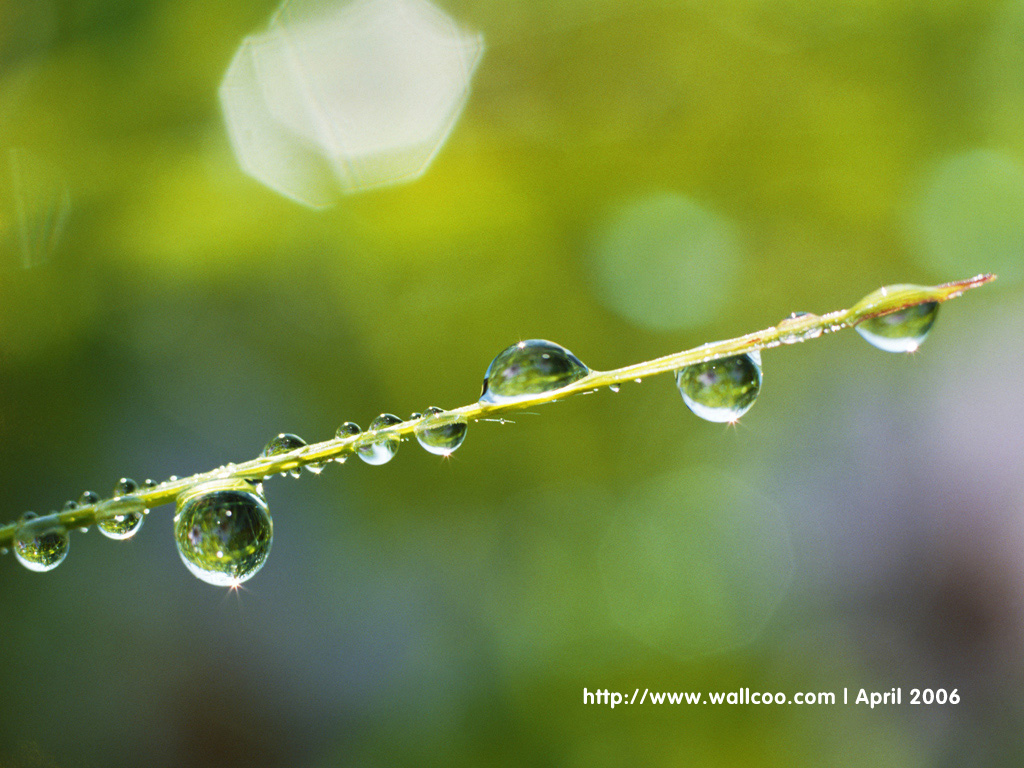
336, 422, 361, 439
62, 500, 78, 511
357, 414, 402, 465
414, 407, 468, 456
261, 433, 307, 477
112, 478, 138, 497
169, 476, 178, 482
479, 340, 589, 404
13, 516, 70, 572
173, 479, 273, 587
609, 384, 620, 393
409, 412, 423, 421
142, 479, 157, 490
777, 312, 823, 344
79, 491, 99, 506
0, 547, 8, 556
855, 301, 939, 353
97, 496, 146, 540
634, 378, 642, 384
675, 351, 763, 423
261, 433, 306, 456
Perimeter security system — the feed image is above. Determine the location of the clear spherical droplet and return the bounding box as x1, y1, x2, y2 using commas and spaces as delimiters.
112, 477, 138, 497
261, 433, 307, 477
79, 491, 99, 506
174, 480, 273, 587
13, 516, 70, 573
855, 301, 939, 353
676, 351, 763, 423
97, 497, 146, 541
479, 339, 590, 404
414, 407, 468, 456
336, 422, 361, 439
261, 433, 307, 456
62, 500, 78, 512
410, 412, 423, 421
357, 414, 402, 465
142, 479, 158, 490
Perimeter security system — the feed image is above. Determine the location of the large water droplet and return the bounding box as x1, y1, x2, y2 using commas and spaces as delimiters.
13, 515, 70, 572
855, 301, 939, 353
357, 414, 402, 465
174, 479, 273, 587
479, 339, 590, 404
414, 406, 468, 456
676, 351, 762, 423
97, 497, 146, 541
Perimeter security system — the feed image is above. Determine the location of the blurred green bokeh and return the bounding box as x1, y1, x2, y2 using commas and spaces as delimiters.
2, 0, 1023, 766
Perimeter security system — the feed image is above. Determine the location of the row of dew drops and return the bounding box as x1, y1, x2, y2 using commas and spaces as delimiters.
2, 293, 939, 586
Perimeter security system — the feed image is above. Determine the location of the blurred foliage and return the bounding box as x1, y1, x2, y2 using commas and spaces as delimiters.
2, 0, 1023, 766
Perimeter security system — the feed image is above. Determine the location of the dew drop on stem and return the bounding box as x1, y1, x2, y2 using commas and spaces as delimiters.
855, 301, 939, 353
479, 339, 589, 404
676, 351, 763, 423
13, 515, 70, 573
414, 406, 468, 456
357, 414, 402, 465
173, 479, 273, 587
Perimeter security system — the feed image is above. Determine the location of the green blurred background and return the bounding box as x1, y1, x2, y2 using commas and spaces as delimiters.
2, 0, 1024, 765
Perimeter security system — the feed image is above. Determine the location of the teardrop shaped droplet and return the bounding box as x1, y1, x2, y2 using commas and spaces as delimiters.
357, 414, 402, 465
173, 479, 273, 587
855, 301, 939, 353
97, 497, 146, 541
13, 515, 70, 572
414, 407, 468, 456
480, 339, 590, 404
676, 351, 763, 423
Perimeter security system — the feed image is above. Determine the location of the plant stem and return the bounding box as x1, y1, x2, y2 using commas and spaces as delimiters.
0, 274, 996, 549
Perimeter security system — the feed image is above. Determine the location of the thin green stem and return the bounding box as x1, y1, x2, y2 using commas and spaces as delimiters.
0, 274, 995, 549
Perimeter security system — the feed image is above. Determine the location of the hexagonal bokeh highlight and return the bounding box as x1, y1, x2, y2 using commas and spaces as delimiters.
220, 0, 483, 206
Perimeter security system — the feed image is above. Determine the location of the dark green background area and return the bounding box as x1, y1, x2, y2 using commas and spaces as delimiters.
2, 1, 1023, 766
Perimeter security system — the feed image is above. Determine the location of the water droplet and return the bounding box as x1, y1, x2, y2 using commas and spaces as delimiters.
79, 491, 99, 506
173, 479, 273, 587
609, 384, 621, 393
410, 412, 423, 421
479, 339, 589, 404
855, 301, 939, 353
13, 515, 70, 572
62, 500, 78, 511
778, 312, 823, 344
261, 433, 307, 477
335, 422, 361, 439
112, 477, 138, 497
357, 414, 402, 465
142, 479, 157, 490
414, 407, 468, 456
0, 547, 8, 556
97, 497, 146, 541
675, 351, 763, 423
261, 433, 307, 456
